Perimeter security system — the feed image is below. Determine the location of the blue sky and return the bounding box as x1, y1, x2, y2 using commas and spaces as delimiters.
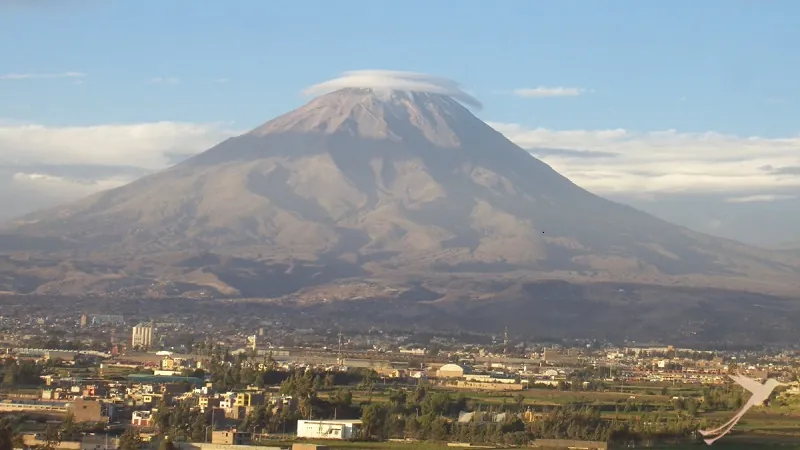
1, 0, 799, 247
2, 0, 799, 135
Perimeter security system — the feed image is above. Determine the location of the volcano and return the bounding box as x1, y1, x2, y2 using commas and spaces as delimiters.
2, 87, 799, 298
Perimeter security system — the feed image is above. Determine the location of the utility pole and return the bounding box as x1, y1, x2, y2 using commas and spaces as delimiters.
504, 325, 509, 356
338, 330, 343, 367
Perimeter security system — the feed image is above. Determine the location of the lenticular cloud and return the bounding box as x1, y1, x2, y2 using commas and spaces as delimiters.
303, 70, 482, 110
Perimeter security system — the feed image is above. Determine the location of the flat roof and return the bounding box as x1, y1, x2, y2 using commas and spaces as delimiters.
126, 375, 204, 385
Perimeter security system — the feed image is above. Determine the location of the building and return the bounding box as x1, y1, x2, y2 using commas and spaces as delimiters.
132, 323, 154, 349
68, 398, 114, 423
132, 411, 153, 427
198, 396, 221, 411
161, 357, 176, 370
211, 430, 251, 445
296, 420, 362, 440
88, 315, 125, 326
235, 392, 265, 407
437, 363, 467, 378
464, 373, 518, 384
399, 348, 426, 355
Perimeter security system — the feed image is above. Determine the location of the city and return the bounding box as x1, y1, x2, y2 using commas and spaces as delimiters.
2, 2, 800, 450
1, 299, 800, 449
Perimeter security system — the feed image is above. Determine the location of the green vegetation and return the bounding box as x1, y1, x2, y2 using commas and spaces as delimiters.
199, 355, 800, 446
1, 358, 45, 388
0, 417, 15, 450
118, 428, 144, 450
152, 401, 213, 442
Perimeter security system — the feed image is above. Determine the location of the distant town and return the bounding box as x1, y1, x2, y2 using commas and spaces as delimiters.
1, 299, 799, 450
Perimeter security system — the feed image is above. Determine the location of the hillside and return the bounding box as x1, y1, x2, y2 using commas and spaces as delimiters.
1, 88, 799, 297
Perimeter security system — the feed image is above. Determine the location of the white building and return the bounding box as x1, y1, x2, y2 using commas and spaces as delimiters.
131, 323, 154, 349
399, 348, 426, 355
296, 420, 362, 440
464, 374, 518, 384
437, 363, 466, 378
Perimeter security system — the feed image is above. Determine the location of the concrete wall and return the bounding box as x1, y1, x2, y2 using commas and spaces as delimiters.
0, 402, 68, 413
531, 439, 607, 449
175, 444, 282, 450
452, 381, 524, 391
297, 420, 360, 440
292, 445, 330, 450
22, 436, 81, 449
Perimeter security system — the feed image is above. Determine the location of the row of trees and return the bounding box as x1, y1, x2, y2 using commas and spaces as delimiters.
1, 358, 44, 387
205, 349, 379, 392
355, 398, 698, 445
23, 336, 110, 353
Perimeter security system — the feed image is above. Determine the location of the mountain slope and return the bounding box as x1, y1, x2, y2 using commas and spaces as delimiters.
2, 88, 799, 296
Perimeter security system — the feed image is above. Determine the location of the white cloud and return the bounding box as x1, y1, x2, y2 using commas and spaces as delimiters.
0, 121, 236, 171
147, 76, 180, 85
726, 194, 797, 203
513, 87, 585, 98
489, 122, 800, 195
0, 72, 86, 80
304, 70, 482, 109
10, 172, 132, 199
0, 120, 240, 221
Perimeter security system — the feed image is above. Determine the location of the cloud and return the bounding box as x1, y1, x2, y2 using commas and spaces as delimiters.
489, 122, 800, 196
0, 120, 240, 222
513, 87, 585, 98
529, 148, 618, 159
725, 194, 798, 203
0, 0, 98, 7
0, 72, 86, 80
304, 70, 482, 109
147, 76, 180, 85
11, 171, 131, 194
0, 121, 237, 171
4, 171, 133, 218
769, 166, 800, 176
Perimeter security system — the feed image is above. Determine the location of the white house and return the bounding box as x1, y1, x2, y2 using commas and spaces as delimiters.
296, 419, 362, 440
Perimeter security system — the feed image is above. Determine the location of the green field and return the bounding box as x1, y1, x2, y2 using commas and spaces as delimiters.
346, 381, 800, 448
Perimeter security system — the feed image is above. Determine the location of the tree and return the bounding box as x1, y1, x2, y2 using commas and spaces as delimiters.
40, 424, 62, 450
361, 404, 388, 440
2, 368, 16, 387
153, 399, 172, 432
513, 394, 525, 411
388, 389, 407, 412
118, 428, 144, 450
60, 413, 79, 441
323, 373, 336, 389
330, 389, 353, 409
0, 418, 14, 450
190, 413, 208, 442
429, 417, 450, 441
686, 398, 699, 417
413, 385, 427, 405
